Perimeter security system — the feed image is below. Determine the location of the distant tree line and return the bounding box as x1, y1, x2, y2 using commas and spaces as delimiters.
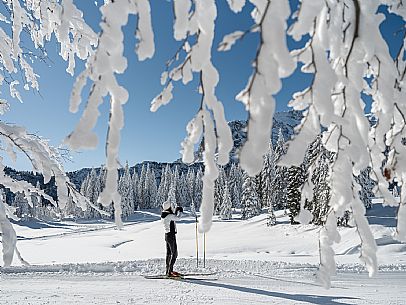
4, 130, 377, 226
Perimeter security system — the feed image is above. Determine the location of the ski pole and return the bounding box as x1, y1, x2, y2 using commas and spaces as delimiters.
195, 215, 199, 268
203, 232, 206, 268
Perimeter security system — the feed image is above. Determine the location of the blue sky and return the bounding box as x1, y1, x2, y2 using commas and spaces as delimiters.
1, 1, 404, 172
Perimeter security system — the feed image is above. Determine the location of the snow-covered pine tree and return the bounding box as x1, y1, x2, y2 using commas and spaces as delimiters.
137, 164, 147, 209
214, 166, 226, 215
178, 172, 188, 207
228, 163, 243, 208
274, 128, 288, 161
156, 164, 171, 207
241, 172, 260, 220
356, 167, 376, 210
86, 168, 101, 219
118, 162, 135, 218
167, 180, 177, 210
220, 183, 232, 220
146, 166, 158, 208
286, 166, 304, 225
143, 164, 152, 209
255, 169, 264, 209
261, 141, 277, 226
299, 136, 331, 225
92, 170, 102, 219
132, 169, 139, 210
273, 129, 288, 212
310, 153, 332, 225
172, 165, 181, 205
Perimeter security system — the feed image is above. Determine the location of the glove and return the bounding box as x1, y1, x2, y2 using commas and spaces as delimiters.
175, 206, 183, 214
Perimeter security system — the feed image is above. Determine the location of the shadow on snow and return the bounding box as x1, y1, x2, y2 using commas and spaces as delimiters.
186, 280, 359, 305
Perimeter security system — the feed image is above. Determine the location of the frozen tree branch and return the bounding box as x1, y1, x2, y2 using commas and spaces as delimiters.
0, 0, 405, 285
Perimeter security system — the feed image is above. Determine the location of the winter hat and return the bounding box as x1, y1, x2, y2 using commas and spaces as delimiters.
162, 200, 171, 211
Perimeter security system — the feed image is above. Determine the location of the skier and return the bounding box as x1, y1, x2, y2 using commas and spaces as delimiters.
161, 200, 183, 277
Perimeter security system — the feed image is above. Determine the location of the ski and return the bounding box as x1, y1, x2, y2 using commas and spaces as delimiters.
179, 272, 217, 277
144, 271, 216, 279
143, 274, 217, 281
143, 275, 179, 279
182, 277, 218, 281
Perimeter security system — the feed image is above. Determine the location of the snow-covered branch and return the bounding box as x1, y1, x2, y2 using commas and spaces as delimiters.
152, 0, 232, 232
65, 0, 155, 228
237, 0, 295, 175
0, 121, 91, 266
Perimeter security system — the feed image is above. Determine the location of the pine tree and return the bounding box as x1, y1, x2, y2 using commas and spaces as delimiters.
261, 141, 277, 226
286, 166, 304, 224
92, 171, 102, 218
168, 180, 177, 210
132, 169, 139, 210
178, 172, 188, 207
119, 161, 135, 218
214, 166, 226, 215
273, 129, 288, 211
241, 172, 260, 220
156, 164, 171, 207
300, 137, 334, 226
193, 168, 203, 211
228, 163, 242, 208
145, 167, 158, 208
172, 165, 181, 205
220, 183, 232, 220
137, 164, 147, 209
310, 153, 332, 225
82, 167, 98, 219
356, 167, 376, 210
274, 128, 287, 161
255, 170, 264, 208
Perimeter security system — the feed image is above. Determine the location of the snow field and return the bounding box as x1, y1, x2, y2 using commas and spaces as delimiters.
3, 206, 404, 267
1, 204, 405, 304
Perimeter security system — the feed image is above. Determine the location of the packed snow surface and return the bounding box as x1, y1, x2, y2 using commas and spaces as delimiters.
1, 204, 405, 304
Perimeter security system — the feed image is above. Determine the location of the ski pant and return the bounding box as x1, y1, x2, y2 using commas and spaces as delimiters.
165, 233, 178, 275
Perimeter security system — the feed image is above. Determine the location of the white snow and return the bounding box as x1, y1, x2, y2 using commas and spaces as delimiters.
1, 204, 404, 266
1, 203, 405, 304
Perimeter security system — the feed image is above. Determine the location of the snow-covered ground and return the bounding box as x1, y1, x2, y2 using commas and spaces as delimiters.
1, 204, 405, 304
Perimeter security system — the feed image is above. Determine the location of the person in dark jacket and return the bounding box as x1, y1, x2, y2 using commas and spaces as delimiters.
161, 200, 183, 277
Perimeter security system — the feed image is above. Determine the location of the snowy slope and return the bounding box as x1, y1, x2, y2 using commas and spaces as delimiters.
1, 203, 405, 305
2, 203, 404, 267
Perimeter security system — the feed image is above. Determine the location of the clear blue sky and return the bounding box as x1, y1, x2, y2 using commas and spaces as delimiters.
1, 1, 404, 172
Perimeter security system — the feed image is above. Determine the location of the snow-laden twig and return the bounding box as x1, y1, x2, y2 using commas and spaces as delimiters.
152, 0, 233, 232
237, 0, 295, 176
0, 121, 93, 266
65, 0, 155, 228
